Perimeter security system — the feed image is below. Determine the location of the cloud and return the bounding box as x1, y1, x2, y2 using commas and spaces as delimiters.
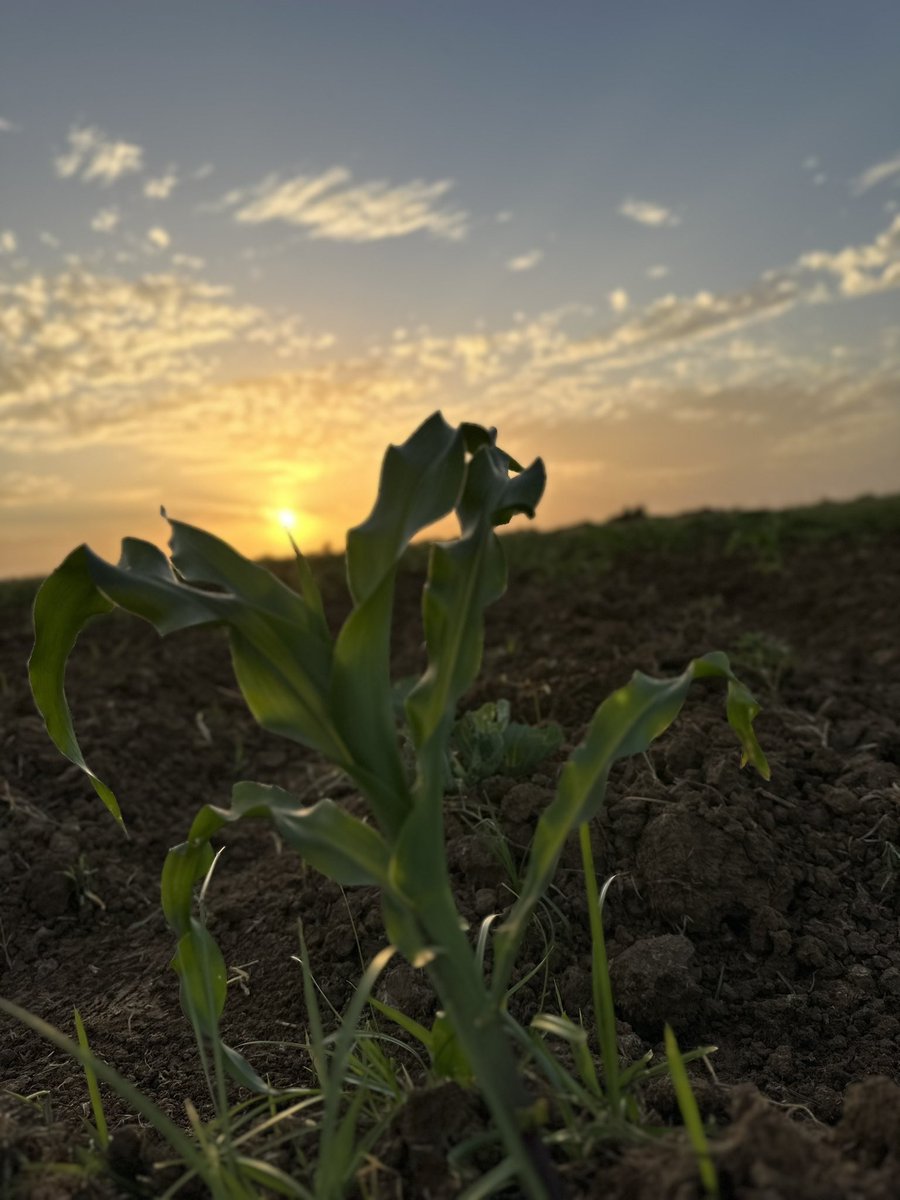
608, 288, 629, 313
147, 227, 171, 249
507, 249, 543, 272
144, 166, 179, 199
0, 231, 17, 254
192, 163, 215, 181
495, 210, 514, 223
797, 214, 900, 296
225, 167, 469, 242
3, 214, 899, 507
0, 264, 339, 456
619, 198, 680, 228
91, 207, 120, 234
0, 117, 19, 133
647, 264, 669, 279
851, 151, 900, 196
55, 124, 144, 185
0, 268, 261, 445
551, 276, 803, 369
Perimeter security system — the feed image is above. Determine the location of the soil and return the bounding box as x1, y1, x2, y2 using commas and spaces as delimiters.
1, 522, 899, 1199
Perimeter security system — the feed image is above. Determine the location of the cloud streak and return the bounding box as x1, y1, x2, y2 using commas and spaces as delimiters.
222, 167, 469, 242
851, 151, 900, 196
55, 125, 144, 185
3, 216, 899, 489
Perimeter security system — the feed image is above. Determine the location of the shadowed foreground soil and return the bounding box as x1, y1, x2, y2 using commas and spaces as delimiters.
1, 511, 898, 1198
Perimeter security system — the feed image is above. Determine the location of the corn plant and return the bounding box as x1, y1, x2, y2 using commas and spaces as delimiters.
28, 412, 769, 1198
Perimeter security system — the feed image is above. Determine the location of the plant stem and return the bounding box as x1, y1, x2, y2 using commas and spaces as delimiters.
578, 823, 621, 1115
427, 948, 562, 1200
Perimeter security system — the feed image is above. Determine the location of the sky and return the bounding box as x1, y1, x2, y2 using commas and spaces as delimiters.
2, 1, 900, 577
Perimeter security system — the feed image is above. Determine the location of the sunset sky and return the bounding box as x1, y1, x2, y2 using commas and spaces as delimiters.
2, 1, 899, 577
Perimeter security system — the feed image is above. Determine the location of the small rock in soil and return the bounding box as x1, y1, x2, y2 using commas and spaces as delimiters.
609, 933, 702, 1030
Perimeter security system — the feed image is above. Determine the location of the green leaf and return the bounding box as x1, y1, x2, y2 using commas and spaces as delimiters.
28, 522, 347, 824
172, 921, 228, 1036
406, 445, 545, 754
160, 839, 215, 935
493, 653, 768, 995
395, 444, 545, 908
368, 996, 434, 1049
330, 412, 465, 835
664, 1025, 720, 1198
451, 702, 563, 784
345, 412, 466, 605
27, 547, 120, 822
182, 781, 393, 890
530, 1013, 588, 1046
501, 720, 563, 774
430, 1012, 474, 1082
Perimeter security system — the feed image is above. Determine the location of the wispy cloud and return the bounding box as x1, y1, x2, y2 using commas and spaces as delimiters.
851, 151, 900, 196
647, 264, 669, 280
55, 124, 144, 185
91, 207, 120, 234
0, 264, 339, 454
0, 231, 17, 254
223, 167, 469, 242
0, 269, 260, 446
507, 249, 543, 272
619, 198, 680, 228
608, 288, 629, 313
147, 227, 171, 249
144, 165, 179, 199
3, 216, 899, 488
0, 117, 19, 133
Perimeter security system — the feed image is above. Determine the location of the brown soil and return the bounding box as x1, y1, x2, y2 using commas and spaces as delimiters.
1, 526, 899, 1198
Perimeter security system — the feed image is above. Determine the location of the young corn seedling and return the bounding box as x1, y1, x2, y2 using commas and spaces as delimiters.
28, 411, 769, 1199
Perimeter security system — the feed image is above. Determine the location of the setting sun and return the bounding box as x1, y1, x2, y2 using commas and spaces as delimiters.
276, 509, 297, 531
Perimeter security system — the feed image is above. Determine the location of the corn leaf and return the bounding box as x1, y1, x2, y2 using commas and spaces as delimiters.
29, 523, 344, 824
161, 839, 216, 934
492, 653, 769, 994
405, 442, 545, 753
172, 921, 228, 1036
395, 443, 544, 906
181, 781, 393, 890
329, 413, 466, 834
28, 546, 120, 821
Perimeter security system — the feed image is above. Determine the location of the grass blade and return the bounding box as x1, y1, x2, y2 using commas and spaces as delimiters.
72, 1008, 109, 1150
664, 1024, 719, 1199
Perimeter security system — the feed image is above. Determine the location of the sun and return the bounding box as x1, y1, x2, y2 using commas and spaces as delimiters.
277, 509, 297, 531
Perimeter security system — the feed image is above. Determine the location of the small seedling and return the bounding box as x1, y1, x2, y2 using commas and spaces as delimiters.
27, 412, 769, 1198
